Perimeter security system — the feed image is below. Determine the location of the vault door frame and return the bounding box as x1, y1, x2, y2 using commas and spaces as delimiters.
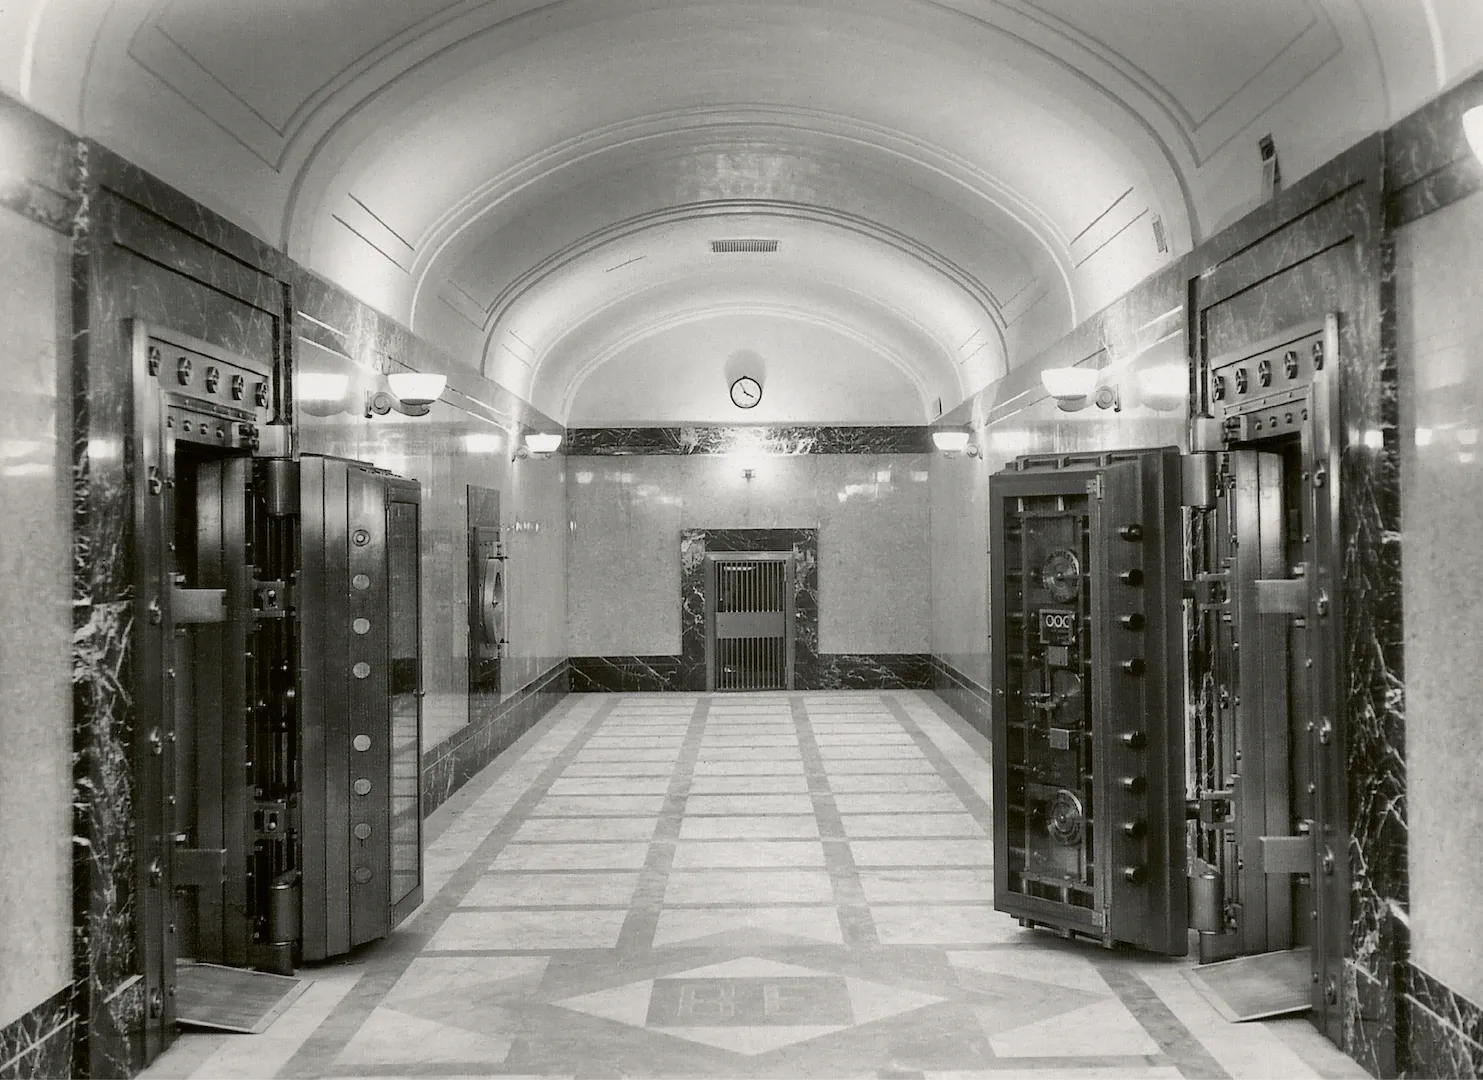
704, 551, 796, 691
1193, 314, 1347, 1033
130, 320, 278, 1056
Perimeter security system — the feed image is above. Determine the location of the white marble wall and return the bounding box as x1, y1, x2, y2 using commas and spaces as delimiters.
0, 213, 72, 1027
1395, 189, 1483, 1006
298, 371, 567, 752
567, 453, 931, 656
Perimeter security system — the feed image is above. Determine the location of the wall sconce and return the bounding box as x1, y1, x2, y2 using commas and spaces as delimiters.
1465, 105, 1483, 165
514, 431, 563, 460
1040, 367, 1119, 413
297, 372, 351, 417
365, 371, 447, 418
931, 429, 979, 456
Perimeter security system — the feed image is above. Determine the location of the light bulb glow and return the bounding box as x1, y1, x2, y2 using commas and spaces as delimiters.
387, 372, 446, 405
1040, 367, 1098, 399
462, 432, 503, 453
298, 372, 349, 401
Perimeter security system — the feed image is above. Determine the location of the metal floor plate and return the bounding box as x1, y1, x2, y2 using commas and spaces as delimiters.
1183, 946, 1312, 1022
175, 962, 308, 1034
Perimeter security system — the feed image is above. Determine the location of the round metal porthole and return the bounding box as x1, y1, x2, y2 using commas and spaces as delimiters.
353, 734, 371, 752
353, 661, 371, 679
353, 617, 371, 635
354, 824, 372, 840
354, 866, 372, 884
1257, 358, 1273, 387
354, 778, 372, 796
1212, 374, 1226, 401
1234, 367, 1249, 395
352, 573, 371, 591
352, 528, 371, 546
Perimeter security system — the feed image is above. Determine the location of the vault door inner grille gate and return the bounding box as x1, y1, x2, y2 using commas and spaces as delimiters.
706, 553, 794, 691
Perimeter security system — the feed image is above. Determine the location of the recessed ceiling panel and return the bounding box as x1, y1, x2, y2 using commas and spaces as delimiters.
150, 0, 461, 133
1025, 0, 1320, 127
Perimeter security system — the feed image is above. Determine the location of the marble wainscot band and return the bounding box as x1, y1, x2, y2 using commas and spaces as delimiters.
566, 426, 933, 456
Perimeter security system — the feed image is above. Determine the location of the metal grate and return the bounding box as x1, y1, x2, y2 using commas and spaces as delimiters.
707, 554, 793, 690
710, 238, 779, 253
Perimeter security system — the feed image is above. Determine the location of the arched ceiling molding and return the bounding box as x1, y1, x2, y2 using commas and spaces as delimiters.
470, 198, 1009, 353
395, 105, 1082, 326
277, 0, 1198, 275
553, 301, 941, 421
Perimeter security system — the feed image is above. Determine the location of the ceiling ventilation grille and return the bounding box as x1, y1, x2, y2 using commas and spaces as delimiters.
710, 238, 779, 253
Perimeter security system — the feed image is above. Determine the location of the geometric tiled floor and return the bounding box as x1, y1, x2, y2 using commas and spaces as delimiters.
141, 691, 1369, 1080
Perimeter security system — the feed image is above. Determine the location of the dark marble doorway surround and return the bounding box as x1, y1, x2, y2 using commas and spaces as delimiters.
679, 528, 818, 691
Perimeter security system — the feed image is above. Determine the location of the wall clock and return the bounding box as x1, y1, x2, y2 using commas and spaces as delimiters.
729, 375, 762, 409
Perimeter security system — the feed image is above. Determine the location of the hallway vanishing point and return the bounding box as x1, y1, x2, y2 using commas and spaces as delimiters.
141, 692, 1367, 1080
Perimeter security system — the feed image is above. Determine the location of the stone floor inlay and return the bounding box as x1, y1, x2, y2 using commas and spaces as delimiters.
141, 690, 1370, 1080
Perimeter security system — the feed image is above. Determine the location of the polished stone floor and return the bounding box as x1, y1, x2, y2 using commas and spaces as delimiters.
142, 691, 1368, 1080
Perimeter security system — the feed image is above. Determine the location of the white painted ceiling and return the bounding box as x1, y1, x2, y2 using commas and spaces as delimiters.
6, 0, 1482, 423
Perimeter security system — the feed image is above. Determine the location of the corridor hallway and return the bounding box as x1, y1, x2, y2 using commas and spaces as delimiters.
141, 693, 1365, 1080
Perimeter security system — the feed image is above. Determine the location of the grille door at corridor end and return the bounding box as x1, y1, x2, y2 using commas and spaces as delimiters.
706, 552, 795, 691
989, 448, 1187, 955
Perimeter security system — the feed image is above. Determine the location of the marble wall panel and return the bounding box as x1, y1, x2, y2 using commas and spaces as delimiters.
0, 985, 75, 1080
1394, 190, 1483, 1009
0, 212, 73, 1031
566, 425, 932, 455
567, 454, 930, 659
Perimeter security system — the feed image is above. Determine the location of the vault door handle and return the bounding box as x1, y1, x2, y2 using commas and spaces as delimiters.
480, 557, 502, 644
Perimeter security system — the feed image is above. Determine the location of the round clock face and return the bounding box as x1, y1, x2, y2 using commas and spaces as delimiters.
729, 376, 762, 409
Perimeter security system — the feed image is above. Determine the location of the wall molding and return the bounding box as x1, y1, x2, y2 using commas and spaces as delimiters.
566, 426, 933, 456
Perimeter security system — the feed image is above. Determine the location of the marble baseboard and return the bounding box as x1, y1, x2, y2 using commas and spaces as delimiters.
817, 653, 931, 689
567, 425, 932, 456
421, 663, 569, 817
568, 653, 932, 692
570, 656, 683, 692
930, 656, 992, 739
0, 985, 74, 1080
1402, 964, 1483, 1078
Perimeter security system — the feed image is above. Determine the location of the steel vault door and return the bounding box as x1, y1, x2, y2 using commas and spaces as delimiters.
1189, 316, 1346, 1037
705, 553, 795, 691
988, 448, 1186, 954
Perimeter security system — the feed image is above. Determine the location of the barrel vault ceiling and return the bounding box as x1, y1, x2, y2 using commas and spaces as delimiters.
5, 0, 1481, 423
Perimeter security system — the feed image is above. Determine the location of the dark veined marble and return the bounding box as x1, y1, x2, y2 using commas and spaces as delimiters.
1385, 66, 1483, 227
930, 657, 993, 739
0, 93, 82, 235
818, 653, 932, 690
570, 656, 683, 693
680, 528, 819, 691
0, 984, 75, 1080
567, 426, 933, 456
422, 662, 569, 816
70, 142, 151, 1078
1402, 965, 1483, 1079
